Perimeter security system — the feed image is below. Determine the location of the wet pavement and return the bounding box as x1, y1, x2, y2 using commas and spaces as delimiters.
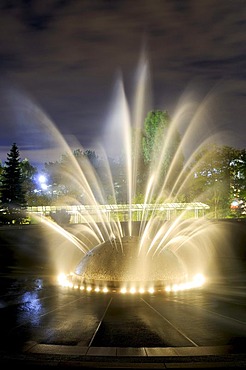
1, 271, 246, 368
0, 221, 246, 368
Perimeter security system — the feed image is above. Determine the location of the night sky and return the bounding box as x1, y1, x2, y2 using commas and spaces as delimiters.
0, 0, 245, 169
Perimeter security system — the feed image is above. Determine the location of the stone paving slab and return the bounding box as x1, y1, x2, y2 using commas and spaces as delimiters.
3, 342, 242, 368
25, 342, 233, 357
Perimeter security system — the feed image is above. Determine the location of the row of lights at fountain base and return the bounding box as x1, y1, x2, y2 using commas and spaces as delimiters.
57, 273, 205, 294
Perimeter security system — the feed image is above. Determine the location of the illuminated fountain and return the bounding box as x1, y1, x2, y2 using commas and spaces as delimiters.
24, 52, 230, 294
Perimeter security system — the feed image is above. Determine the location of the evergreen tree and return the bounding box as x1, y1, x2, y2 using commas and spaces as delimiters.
0, 143, 27, 224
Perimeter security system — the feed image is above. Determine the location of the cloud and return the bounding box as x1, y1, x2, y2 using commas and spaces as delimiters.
0, 0, 245, 167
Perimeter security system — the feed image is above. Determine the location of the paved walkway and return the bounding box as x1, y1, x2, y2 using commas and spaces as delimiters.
1, 342, 246, 368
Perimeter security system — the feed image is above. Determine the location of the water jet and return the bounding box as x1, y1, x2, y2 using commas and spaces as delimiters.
24, 53, 232, 294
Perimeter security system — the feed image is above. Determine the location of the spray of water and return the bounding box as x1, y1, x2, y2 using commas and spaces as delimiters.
11, 52, 234, 293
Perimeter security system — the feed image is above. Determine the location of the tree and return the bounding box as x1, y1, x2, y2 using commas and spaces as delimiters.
43, 149, 104, 204
143, 110, 170, 165
0, 143, 28, 224
142, 110, 184, 199
20, 158, 38, 199
185, 144, 246, 218
228, 148, 246, 216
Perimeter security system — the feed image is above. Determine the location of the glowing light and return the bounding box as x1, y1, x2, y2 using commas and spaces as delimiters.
193, 273, 205, 287
164, 274, 206, 292
38, 175, 46, 183
38, 174, 48, 190
231, 200, 239, 209
58, 273, 206, 295
57, 273, 67, 286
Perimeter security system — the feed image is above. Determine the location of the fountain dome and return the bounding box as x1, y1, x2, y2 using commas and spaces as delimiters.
73, 235, 187, 289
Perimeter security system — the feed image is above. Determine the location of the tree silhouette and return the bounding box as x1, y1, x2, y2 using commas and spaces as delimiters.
0, 143, 27, 224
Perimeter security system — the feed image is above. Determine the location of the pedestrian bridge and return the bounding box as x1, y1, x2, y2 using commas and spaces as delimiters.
27, 202, 209, 223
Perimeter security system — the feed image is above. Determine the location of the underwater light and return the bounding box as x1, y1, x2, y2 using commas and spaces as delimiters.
57, 271, 206, 294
